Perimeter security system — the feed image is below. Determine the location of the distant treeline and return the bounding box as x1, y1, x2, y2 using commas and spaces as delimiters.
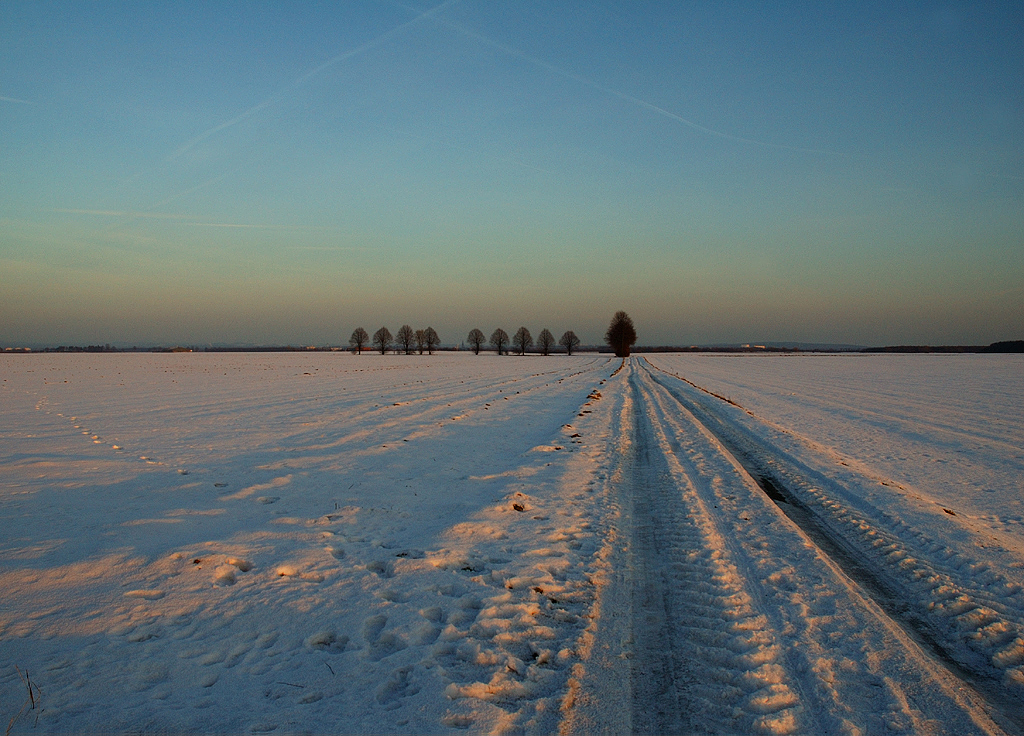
635, 340, 1024, 354
16, 340, 1023, 355
862, 341, 1024, 354
36, 344, 119, 353
202, 346, 328, 352
34, 345, 332, 353
630, 346, 806, 354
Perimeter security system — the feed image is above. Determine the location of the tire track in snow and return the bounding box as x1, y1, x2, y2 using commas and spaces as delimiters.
294, 358, 612, 451
640, 358, 1023, 732
582, 364, 805, 733
565, 360, 1007, 735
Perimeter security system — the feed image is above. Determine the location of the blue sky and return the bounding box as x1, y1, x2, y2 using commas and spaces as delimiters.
2, 1, 1021, 347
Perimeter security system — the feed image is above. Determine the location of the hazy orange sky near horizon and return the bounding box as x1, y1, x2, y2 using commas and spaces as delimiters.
2, 1, 1021, 347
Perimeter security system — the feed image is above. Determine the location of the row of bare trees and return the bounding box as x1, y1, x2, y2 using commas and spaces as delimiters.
349, 326, 440, 355
468, 328, 581, 356
347, 326, 582, 355
347, 312, 634, 356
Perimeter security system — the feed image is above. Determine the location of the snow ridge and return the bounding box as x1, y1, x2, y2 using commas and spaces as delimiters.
643, 357, 1024, 727
619, 368, 802, 734
563, 360, 1005, 735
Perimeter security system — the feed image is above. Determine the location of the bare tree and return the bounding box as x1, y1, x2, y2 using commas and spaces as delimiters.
424, 327, 440, 355
490, 328, 509, 355
605, 311, 636, 357
415, 329, 427, 355
512, 326, 533, 356
396, 324, 415, 355
537, 328, 555, 356
467, 328, 486, 355
373, 326, 393, 355
349, 327, 369, 355
559, 330, 580, 356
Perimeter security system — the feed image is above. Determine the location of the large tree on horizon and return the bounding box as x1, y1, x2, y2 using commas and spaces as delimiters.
467, 328, 486, 355
373, 326, 393, 355
512, 327, 533, 356
349, 327, 369, 355
490, 328, 509, 356
396, 324, 415, 355
605, 311, 636, 358
559, 330, 580, 356
424, 327, 440, 355
537, 328, 555, 356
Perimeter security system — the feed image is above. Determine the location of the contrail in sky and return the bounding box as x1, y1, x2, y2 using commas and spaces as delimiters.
434, 15, 839, 156
1, 95, 33, 104
153, 172, 234, 208
170, 101, 274, 160
294, 0, 460, 85
170, 0, 461, 160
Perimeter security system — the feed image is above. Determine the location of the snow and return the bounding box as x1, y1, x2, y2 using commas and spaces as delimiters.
644, 353, 1024, 540
1, 352, 1022, 734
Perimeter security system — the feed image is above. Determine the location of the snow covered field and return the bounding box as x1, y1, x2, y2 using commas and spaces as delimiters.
2, 352, 1022, 734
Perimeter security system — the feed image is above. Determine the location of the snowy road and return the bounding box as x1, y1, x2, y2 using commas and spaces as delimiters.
2, 353, 1022, 734
567, 359, 1011, 735
640, 359, 1024, 721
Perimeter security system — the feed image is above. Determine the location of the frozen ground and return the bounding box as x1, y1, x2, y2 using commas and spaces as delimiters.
1, 352, 1022, 735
